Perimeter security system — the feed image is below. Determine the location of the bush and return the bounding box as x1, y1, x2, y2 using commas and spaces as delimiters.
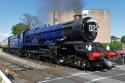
121, 35, 125, 44
109, 41, 122, 50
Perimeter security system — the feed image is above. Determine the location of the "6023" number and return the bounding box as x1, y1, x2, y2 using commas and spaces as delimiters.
89, 25, 98, 32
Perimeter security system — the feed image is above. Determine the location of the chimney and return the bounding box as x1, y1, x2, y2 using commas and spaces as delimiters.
73, 11, 82, 20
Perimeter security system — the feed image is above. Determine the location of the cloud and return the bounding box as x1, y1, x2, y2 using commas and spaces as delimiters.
3, 34, 11, 37
0, 33, 11, 37
0, 33, 11, 42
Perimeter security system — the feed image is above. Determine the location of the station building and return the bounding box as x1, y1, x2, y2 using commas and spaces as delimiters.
49, 10, 111, 43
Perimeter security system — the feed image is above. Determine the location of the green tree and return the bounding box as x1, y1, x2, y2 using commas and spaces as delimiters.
11, 13, 42, 35
111, 36, 120, 41
22, 13, 42, 28
109, 41, 122, 49
121, 35, 125, 44
11, 23, 30, 35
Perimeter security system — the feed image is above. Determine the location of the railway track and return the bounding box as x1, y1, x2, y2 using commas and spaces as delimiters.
0, 49, 121, 83
0, 49, 82, 83
0, 49, 80, 72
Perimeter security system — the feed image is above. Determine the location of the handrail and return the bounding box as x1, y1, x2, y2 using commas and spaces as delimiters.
0, 71, 12, 83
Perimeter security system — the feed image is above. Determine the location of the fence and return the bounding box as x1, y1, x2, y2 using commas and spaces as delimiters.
111, 54, 125, 65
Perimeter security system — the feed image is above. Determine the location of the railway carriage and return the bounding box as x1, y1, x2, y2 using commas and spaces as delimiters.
1, 38, 9, 51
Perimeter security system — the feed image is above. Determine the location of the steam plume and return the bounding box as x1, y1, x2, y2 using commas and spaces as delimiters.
38, 0, 84, 24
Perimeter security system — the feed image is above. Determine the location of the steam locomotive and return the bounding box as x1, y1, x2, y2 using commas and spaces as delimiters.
1, 16, 116, 70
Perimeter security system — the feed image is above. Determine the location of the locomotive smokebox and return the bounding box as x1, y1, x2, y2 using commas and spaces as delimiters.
63, 16, 98, 42
81, 17, 98, 42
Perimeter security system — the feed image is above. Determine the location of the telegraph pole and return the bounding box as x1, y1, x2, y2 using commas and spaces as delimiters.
53, 11, 55, 25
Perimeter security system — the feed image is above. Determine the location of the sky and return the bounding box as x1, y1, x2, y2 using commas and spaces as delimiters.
0, 0, 125, 41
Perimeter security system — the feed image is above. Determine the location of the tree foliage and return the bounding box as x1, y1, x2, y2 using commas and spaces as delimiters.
11, 13, 43, 35
111, 36, 120, 41
109, 41, 122, 50
103, 41, 122, 50
22, 13, 42, 28
121, 35, 125, 44
11, 23, 29, 35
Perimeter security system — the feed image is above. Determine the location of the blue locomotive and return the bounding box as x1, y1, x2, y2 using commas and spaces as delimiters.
2, 16, 115, 70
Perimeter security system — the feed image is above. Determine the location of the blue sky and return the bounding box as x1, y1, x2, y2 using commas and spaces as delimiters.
0, 0, 125, 41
